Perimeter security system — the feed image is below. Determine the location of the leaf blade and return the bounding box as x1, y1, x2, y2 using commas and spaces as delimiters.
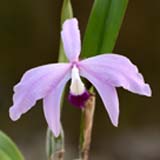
100, 0, 128, 53
82, 0, 128, 57
0, 131, 24, 160
0, 149, 12, 160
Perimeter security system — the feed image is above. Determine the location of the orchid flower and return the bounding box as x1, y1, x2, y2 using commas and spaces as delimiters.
9, 18, 151, 137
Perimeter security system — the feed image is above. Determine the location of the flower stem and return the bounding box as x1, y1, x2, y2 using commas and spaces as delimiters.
79, 91, 96, 160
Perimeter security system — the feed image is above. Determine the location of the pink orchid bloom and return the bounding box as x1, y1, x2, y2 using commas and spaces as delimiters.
9, 18, 151, 137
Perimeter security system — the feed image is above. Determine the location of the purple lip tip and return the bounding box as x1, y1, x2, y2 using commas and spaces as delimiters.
68, 90, 90, 109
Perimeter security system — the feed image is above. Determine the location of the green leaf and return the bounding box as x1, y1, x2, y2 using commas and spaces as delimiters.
0, 131, 24, 160
60, 0, 73, 26
0, 150, 12, 160
58, 0, 73, 62
82, 0, 128, 57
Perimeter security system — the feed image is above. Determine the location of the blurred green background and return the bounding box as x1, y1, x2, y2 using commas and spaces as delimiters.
0, 0, 159, 159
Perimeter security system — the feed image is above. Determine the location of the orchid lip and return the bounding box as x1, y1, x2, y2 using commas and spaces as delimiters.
68, 90, 90, 109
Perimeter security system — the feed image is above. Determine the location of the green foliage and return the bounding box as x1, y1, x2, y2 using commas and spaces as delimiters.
82, 0, 128, 57
0, 131, 24, 160
60, 0, 73, 25
0, 150, 12, 160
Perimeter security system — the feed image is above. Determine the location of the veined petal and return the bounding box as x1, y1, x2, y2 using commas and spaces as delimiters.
43, 72, 70, 137
9, 63, 71, 121
61, 18, 81, 62
80, 68, 119, 126
79, 54, 151, 97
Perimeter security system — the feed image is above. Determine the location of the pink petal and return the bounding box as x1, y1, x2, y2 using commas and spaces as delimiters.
9, 63, 71, 121
61, 18, 81, 62
80, 68, 119, 126
43, 72, 70, 137
79, 54, 151, 97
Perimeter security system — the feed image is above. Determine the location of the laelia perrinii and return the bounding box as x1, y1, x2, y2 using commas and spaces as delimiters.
9, 18, 151, 137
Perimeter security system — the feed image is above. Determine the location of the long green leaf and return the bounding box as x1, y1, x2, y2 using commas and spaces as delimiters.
0, 150, 12, 160
0, 131, 24, 160
82, 0, 128, 57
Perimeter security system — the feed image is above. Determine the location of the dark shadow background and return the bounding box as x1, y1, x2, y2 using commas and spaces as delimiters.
0, 0, 159, 159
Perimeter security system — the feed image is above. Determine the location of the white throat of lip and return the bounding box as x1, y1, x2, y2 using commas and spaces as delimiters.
70, 65, 85, 95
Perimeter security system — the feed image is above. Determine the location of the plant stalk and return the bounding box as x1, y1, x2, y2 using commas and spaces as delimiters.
79, 93, 96, 160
